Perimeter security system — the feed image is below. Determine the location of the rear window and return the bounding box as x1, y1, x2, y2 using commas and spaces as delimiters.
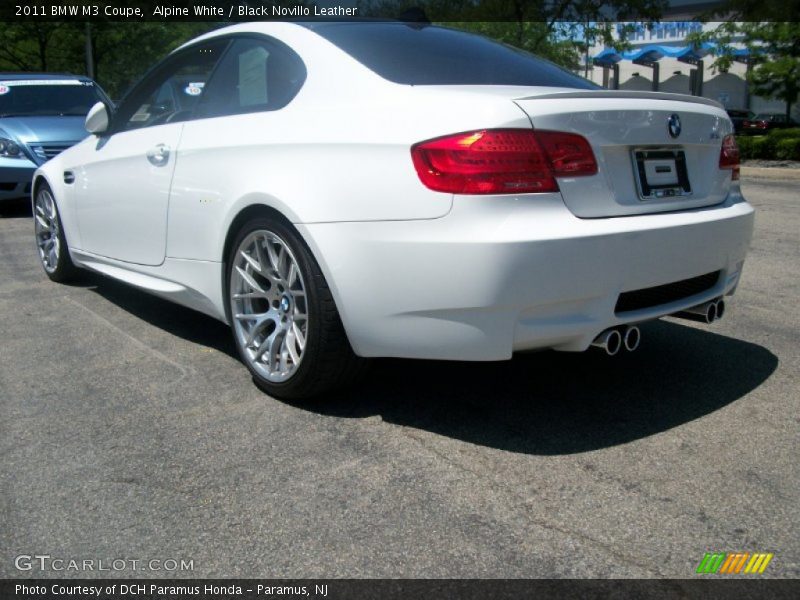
0, 79, 103, 117
306, 23, 597, 89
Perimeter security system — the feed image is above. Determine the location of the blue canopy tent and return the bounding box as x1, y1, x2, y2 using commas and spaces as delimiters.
592, 42, 740, 95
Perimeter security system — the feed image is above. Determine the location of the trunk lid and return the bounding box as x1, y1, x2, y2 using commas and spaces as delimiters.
513, 91, 733, 218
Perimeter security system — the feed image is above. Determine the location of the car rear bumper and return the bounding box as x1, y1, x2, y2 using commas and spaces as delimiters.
299, 189, 754, 360
0, 159, 36, 201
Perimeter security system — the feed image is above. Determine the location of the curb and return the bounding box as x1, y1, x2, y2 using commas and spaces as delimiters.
740, 166, 800, 181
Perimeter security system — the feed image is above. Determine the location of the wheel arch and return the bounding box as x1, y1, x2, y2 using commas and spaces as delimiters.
219, 203, 358, 353
31, 173, 50, 202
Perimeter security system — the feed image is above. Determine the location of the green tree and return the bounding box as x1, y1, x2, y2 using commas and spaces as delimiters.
691, 1, 800, 119
0, 21, 219, 99
0, 23, 66, 71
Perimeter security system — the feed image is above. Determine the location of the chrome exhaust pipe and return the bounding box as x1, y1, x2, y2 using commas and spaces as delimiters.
623, 325, 641, 352
715, 298, 725, 320
675, 300, 717, 324
591, 328, 622, 356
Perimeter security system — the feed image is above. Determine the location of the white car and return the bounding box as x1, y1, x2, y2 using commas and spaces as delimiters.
33, 22, 754, 399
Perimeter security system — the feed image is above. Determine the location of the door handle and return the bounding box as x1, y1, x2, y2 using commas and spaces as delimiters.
146, 143, 170, 166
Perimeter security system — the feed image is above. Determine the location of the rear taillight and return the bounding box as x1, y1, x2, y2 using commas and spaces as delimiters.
719, 134, 740, 181
410, 129, 597, 195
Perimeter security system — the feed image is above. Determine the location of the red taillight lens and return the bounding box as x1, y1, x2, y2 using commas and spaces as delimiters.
719, 134, 740, 181
535, 131, 598, 177
410, 129, 596, 195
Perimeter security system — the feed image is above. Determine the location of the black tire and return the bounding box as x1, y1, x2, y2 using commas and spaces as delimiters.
33, 182, 78, 283
225, 214, 366, 400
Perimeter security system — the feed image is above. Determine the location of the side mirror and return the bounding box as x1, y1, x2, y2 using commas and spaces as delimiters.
85, 101, 110, 135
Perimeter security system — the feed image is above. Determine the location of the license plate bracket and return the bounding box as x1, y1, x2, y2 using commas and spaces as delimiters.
632, 149, 692, 200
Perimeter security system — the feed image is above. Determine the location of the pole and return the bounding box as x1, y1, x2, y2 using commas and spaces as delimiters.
85, 22, 95, 79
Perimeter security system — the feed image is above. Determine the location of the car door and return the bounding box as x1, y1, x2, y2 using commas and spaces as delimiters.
74, 40, 227, 265
166, 35, 307, 261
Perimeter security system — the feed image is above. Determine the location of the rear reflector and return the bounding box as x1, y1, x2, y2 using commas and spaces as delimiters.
411, 129, 597, 195
719, 134, 740, 181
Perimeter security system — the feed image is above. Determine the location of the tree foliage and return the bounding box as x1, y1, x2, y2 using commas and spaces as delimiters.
691, 1, 800, 118
0, 22, 219, 99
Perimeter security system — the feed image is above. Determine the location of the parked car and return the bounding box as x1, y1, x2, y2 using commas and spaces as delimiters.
726, 109, 754, 134
32, 22, 754, 399
742, 112, 799, 134
0, 72, 110, 203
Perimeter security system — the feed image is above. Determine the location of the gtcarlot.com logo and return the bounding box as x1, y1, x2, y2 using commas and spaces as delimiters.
696, 552, 774, 574
14, 554, 194, 572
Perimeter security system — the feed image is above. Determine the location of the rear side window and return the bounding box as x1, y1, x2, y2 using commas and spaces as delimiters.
306, 23, 597, 89
197, 37, 306, 118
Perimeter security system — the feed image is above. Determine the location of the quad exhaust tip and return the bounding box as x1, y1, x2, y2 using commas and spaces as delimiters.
592, 325, 641, 356
674, 298, 726, 324
623, 325, 641, 352
591, 328, 622, 356
715, 298, 725, 320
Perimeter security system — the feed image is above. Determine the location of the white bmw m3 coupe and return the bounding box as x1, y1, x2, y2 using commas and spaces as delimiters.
32, 21, 754, 399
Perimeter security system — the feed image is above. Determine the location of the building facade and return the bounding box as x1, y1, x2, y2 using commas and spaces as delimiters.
588, 21, 796, 118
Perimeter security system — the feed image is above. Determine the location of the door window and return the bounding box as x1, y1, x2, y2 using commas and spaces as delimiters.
114, 40, 228, 131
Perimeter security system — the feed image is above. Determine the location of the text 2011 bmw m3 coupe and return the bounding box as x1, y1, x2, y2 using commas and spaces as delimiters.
33, 21, 754, 399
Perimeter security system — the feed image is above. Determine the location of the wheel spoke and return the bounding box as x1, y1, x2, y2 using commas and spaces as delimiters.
233, 291, 268, 300
266, 240, 281, 275
235, 265, 265, 294
285, 328, 301, 363
277, 246, 288, 280
266, 331, 283, 369
291, 322, 306, 351
35, 214, 51, 231
287, 262, 298, 287
240, 250, 262, 273
254, 237, 270, 272
244, 315, 274, 347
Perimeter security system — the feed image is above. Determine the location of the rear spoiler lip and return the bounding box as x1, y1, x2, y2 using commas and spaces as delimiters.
515, 90, 725, 110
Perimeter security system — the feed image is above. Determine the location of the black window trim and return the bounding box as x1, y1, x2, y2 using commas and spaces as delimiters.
109, 36, 232, 134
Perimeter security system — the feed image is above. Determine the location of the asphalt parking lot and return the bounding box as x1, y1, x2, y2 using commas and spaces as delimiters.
0, 176, 797, 579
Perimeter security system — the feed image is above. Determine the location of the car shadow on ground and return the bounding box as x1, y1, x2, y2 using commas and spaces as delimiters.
79, 272, 237, 358
303, 319, 778, 455
82, 272, 778, 455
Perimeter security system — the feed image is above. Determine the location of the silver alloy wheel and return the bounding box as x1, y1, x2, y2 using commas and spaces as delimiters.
34, 188, 60, 273
230, 229, 309, 382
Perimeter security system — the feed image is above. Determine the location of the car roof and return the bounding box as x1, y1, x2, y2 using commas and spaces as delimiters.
0, 72, 92, 81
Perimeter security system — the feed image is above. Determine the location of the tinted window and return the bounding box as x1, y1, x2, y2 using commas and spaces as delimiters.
197, 37, 306, 118
115, 40, 228, 131
306, 23, 597, 89
0, 80, 103, 117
